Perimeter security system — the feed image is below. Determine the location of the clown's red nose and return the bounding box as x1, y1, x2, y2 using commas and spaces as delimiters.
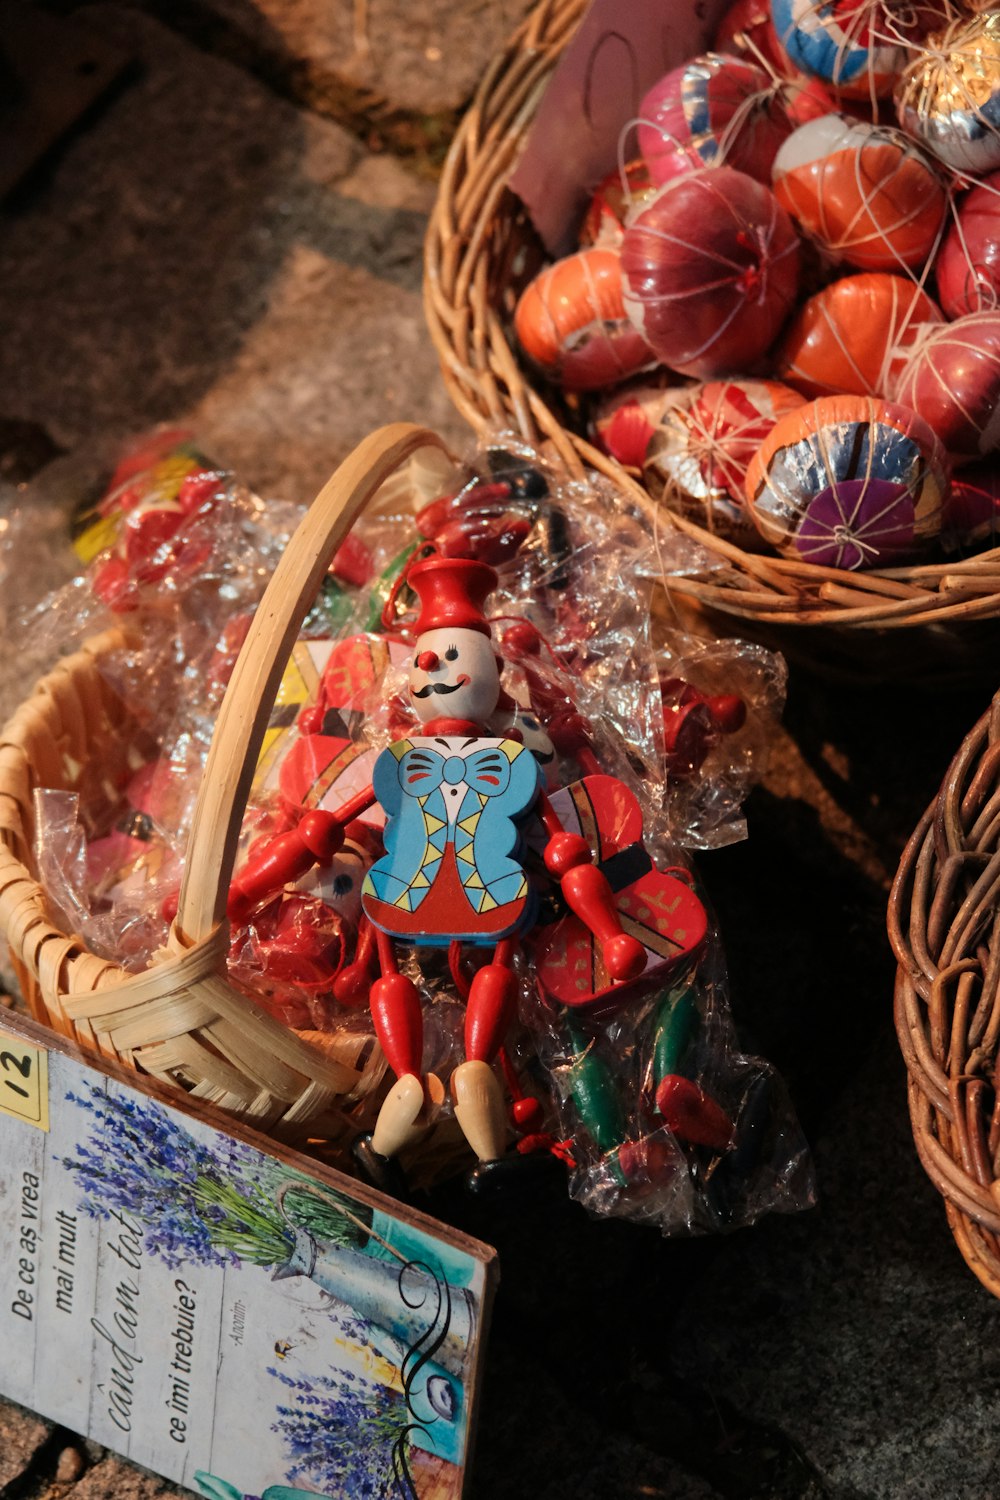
416, 650, 439, 672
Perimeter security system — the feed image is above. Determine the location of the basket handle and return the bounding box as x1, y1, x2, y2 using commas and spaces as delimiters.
176, 423, 451, 946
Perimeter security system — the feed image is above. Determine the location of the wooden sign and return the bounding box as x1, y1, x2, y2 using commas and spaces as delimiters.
0, 1006, 497, 1499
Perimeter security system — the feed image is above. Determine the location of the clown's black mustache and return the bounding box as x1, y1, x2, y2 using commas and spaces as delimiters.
411, 680, 463, 698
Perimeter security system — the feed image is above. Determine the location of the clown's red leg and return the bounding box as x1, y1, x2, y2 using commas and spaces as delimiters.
368, 929, 442, 1159
453, 939, 517, 1162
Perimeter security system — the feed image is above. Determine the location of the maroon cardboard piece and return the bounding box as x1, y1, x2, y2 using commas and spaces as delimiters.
508, 0, 732, 255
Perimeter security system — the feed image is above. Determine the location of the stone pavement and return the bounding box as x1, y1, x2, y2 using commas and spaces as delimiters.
1, 4, 999, 1498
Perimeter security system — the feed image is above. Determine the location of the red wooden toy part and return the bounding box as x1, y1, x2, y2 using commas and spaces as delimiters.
532, 775, 708, 1012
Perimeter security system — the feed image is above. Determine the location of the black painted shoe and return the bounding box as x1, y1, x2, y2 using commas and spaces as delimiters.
464, 1150, 566, 1200
351, 1134, 410, 1201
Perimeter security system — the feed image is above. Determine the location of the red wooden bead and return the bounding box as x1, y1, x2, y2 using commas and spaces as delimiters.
512, 1096, 542, 1128
655, 1075, 734, 1151
544, 831, 592, 877
500, 620, 542, 657
298, 810, 345, 861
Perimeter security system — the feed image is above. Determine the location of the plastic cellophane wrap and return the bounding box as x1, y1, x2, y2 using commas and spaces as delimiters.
1, 425, 812, 1234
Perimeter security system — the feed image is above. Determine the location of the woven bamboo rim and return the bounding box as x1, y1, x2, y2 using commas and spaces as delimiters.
423, 0, 1000, 640
0, 424, 456, 1153
888, 690, 1000, 1297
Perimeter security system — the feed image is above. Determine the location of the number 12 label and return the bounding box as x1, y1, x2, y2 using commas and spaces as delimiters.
0, 1039, 49, 1131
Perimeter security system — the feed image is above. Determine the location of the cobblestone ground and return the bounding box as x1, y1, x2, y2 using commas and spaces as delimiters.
2, 5, 999, 1499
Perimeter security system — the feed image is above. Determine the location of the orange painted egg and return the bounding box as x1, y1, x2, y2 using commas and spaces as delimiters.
514, 247, 654, 391
773, 115, 947, 272
775, 272, 942, 398
579, 161, 658, 249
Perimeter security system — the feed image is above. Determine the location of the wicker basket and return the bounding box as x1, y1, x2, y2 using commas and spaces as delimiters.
423, 0, 1000, 676
0, 424, 461, 1166
889, 690, 1000, 1297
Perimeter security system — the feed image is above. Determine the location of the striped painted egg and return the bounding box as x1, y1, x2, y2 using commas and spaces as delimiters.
744, 394, 948, 568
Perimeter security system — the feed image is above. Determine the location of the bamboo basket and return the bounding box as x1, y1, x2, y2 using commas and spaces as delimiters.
889, 689, 1000, 1297
423, 0, 1000, 678
0, 424, 464, 1169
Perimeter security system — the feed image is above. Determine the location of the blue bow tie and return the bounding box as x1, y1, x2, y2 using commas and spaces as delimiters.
398, 744, 513, 799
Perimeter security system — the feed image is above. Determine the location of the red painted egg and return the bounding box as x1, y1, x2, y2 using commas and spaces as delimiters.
514, 247, 655, 391
941, 460, 1000, 551
643, 379, 806, 547
773, 114, 947, 272
935, 171, 1000, 319
893, 311, 1000, 460
776, 273, 942, 398
745, 394, 948, 569
639, 54, 795, 187
771, 0, 913, 100
714, 0, 795, 78
621, 168, 800, 378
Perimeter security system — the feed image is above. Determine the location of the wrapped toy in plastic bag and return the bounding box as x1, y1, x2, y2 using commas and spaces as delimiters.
13, 426, 809, 1234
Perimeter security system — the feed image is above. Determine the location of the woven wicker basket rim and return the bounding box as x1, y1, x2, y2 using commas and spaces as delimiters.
423, 0, 1000, 632
888, 690, 1000, 1297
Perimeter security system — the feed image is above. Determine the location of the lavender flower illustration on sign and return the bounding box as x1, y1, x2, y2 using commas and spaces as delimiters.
269, 1365, 414, 1500
61, 1083, 369, 1267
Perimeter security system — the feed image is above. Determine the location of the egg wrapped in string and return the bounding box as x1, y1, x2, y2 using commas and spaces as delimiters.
620, 167, 800, 378
896, 11, 1000, 176
775, 272, 942, 398
893, 311, 1000, 461
934, 169, 1000, 317
644, 378, 806, 548
514, 246, 655, 391
744, 394, 948, 569
772, 114, 947, 271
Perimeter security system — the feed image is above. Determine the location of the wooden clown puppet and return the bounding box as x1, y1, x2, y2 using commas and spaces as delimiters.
229, 552, 649, 1185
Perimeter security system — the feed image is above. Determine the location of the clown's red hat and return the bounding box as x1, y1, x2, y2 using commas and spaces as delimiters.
408, 554, 497, 638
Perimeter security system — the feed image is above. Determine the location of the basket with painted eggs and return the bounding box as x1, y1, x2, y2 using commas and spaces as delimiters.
424, 0, 1000, 676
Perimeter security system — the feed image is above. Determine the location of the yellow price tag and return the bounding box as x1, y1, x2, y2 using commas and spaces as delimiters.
0, 1039, 49, 1131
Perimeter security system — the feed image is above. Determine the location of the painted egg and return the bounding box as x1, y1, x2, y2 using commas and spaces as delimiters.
513, 247, 655, 391
773, 114, 947, 271
770, 0, 910, 99
644, 379, 806, 548
935, 170, 1000, 318
621, 168, 800, 378
893, 311, 1000, 460
715, 0, 797, 79
896, 12, 1000, 176
775, 272, 942, 398
941, 460, 1000, 551
639, 54, 795, 187
591, 374, 687, 469
745, 394, 948, 568
579, 160, 658, 248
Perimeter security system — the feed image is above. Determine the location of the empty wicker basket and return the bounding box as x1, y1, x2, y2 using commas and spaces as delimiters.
423, 0, 1000, 677
889, 689, 1000, 1297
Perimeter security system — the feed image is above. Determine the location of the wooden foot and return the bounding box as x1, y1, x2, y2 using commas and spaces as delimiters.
451, 1060, 507, 1163
371, 1072, 444, 1158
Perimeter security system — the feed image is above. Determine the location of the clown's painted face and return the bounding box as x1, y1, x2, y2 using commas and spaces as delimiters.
407, 626, 500, 725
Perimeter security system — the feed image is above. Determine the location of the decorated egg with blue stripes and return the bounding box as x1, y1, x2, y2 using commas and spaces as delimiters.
744, 394, 948, 569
